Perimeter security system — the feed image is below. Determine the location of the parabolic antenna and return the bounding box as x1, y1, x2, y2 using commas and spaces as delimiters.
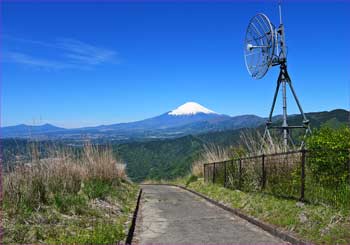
243, 3, 311, 149
244, 13, 275, 79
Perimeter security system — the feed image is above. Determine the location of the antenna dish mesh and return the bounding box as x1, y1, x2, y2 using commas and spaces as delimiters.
244, 13, 275, 79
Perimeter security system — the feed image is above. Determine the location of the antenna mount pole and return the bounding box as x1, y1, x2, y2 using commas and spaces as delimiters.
279, 0, 283, 24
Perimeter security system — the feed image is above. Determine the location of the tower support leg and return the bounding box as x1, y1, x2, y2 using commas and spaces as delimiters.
282, 79, 288, 148
262, 62, 310, 151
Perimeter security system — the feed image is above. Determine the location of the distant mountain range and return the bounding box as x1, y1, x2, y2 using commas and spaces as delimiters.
1, 102, 348, 141
1, 123, 66, 138
0, 102, 266, 139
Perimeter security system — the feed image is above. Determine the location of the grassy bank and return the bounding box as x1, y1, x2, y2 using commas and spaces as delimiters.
2, 143, 139, 244
170, 177, 350, 244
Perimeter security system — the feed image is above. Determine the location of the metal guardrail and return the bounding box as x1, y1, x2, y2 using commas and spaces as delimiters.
204, 149, 350, 206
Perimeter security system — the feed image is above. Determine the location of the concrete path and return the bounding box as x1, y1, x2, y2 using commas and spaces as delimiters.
134, 185, 285, 244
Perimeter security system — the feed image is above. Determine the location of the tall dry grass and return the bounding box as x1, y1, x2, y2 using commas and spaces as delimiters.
239, 129, 295, 156
191, 144, 233, 177
191, 130, 296, 177
3, 143, 126, 211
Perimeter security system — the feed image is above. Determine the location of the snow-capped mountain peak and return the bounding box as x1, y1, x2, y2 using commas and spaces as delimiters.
168, 102, 216, 116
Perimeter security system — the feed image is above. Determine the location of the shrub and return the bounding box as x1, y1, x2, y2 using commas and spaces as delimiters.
306, 126, 350, 187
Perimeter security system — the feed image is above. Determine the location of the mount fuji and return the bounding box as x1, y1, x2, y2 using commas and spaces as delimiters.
1, 102, 265, 139
168, 102, 216, 115
96, 102, 229, 131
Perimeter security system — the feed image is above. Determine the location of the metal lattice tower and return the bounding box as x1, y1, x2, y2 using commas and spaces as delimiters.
244, 2, 311, 148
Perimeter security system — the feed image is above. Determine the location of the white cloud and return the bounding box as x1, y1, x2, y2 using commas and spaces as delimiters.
2, 35, 120, 70
5, 52, 68, 70
57, 38, 118, 65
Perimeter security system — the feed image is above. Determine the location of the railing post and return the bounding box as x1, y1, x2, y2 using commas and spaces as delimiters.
213, 162, 216, 183
203, 164, 206, 183
230, 159, 234, 188
300, 149, 306, 201
238, 159, 242, 189
261, 154, 266, 190
224, 161, 227, 187
348, 149, 350, 186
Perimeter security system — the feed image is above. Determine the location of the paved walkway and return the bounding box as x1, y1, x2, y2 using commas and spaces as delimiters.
134, 185, 285, 244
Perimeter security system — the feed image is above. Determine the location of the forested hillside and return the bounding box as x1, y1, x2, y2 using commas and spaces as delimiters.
114, 135, 204, 182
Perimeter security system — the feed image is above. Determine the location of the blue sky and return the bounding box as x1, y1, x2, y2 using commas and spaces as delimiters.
1, 1, 349, 128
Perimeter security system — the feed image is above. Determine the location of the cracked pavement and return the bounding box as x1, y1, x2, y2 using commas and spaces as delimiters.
134, 185, 285, 244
